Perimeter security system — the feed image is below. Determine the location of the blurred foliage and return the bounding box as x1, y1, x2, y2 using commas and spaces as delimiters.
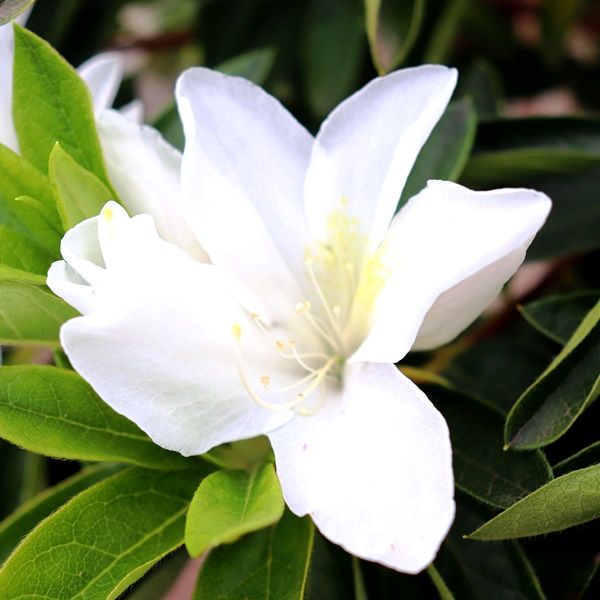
1, 0, 599, 598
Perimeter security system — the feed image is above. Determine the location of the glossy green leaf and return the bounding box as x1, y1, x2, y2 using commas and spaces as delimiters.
12, 24, 110, 185
424, 383, 552, 509
185, 463, 285, 557
0, 0, 33, 25
49, 143, 114, 230
399, 99, 477, 207
435, 494, 546, 600
505, 299, 600, 449
553, 441, 600, 476
153, 47, 276, 151
468, 465, 600, 541
364, 0, 425, 74
0, 365, 195, 470
303, 0, 365, 117
10, 195, 61, 257
194, 510, 314, 599
520, 290, 600, 344
0, 467, 205, 599
0, 463, 122, 564
0, 281, 77, 347
0, 226, 53, 283
0, 143, 59, 234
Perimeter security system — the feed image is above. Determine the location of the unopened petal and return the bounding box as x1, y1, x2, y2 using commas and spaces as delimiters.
269, 362, 454, 573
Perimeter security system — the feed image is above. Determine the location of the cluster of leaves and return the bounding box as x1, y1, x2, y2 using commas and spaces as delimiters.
0, 0, 598, 598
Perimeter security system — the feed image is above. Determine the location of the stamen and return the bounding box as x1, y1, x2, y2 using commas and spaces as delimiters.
296, 300, 341, 352
260, 375, 271, 389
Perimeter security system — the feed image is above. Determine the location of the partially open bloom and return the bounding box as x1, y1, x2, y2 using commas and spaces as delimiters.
48, 66, 551, 573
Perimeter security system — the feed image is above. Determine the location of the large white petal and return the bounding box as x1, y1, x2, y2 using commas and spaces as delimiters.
304, 66, 457, 251
269, 362, 454, 573
97, 109, 207, 261
77, 52, 123, 114
51, 205, 292, 456
176, 68, 314, 320
351, 180, 552, 363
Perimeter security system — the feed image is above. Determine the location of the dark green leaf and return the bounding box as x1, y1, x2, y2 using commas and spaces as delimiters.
435, 494, 546, 600
194, 510, 314, 599
12, 25, 110, 185
505, 299, 600, 449
303, 0, 365, 117
520, 290, 600, 344
0, 463, 122, 564
0, 282, 77, 347
49, 143, 114, 230
0, 0, 33, 25
424, 383, 552, 509
424, 0, 470, 64
0, 365, 195, 470
399, 99, 477, 207
455, 59, 503, 119
185, 463, 284, 557
0, 467, 205, 598
467, 464, 600, 540
365, 0, 425, 74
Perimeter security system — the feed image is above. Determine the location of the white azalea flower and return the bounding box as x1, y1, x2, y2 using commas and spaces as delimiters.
47, 65, 551, 573
0, 16, 142, 152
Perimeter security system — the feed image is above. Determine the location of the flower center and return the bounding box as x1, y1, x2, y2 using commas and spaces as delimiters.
233, 200, 390, 416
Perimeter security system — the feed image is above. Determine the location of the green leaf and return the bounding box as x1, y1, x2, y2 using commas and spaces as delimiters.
0, 143, 60, 234
0, 467, 205, 598
12, 24, 110, 185
49, 143, 114, 230
553, 441, 600, 476
217, 47, 276, 84
467, 464, 600, 541
427, 564, 456, 599
303, 0, 365, 118
0, 365, 196, 470
455, 59, 503, 120
153, 48, 276, 151
0, 226, 53, 283
364, 0, 425, 74
435, 494, 546, 600
424, 0, 469, 64
194, 510, 314, 599
10, 195, 61, 257
0, 281, 77, 347
185, 463, 284, 557
505, 299, 600, 449
0, 463, 122, 564
424, 383, 552, 509
399, 99, 477, 208
461, 117, 600, 187
520, 290, 600, 345
0, 0, 34, 25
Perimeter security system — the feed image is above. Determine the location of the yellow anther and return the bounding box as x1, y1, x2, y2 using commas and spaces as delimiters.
288, 339, 297, 347
260, 375, 271, 389
232, 324, 242, 340
295, 300, 311, 313
275, 340, 286, 351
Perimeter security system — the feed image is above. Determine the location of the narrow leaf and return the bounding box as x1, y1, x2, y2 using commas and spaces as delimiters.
194, 510, 314, 600
0, 281, 77, 347
364, 0, 425, 74
185, 463, 284, 557
0, 0, 33, 25
519, 290, 600, 345
399, 99, 477, 208
49, 143, 114, 230
0, 463, 122, 564
12, 24, 110, 185
553, 441, 600, 476
0, 365, 195, 470
0, 467, 206, 599
505, 299, 600, 449
467, 465, 600, 541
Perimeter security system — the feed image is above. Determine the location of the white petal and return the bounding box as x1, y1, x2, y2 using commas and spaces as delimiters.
77, 52, 123, 114
119, 99, 144, 123
176, 68, 313, 320
53, 208, 291, 456
47, 260, 96, 315
352, 180, 552, 363
269, 362, 454, 573
304, 66, 457, 250
97, 109, 207, 261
